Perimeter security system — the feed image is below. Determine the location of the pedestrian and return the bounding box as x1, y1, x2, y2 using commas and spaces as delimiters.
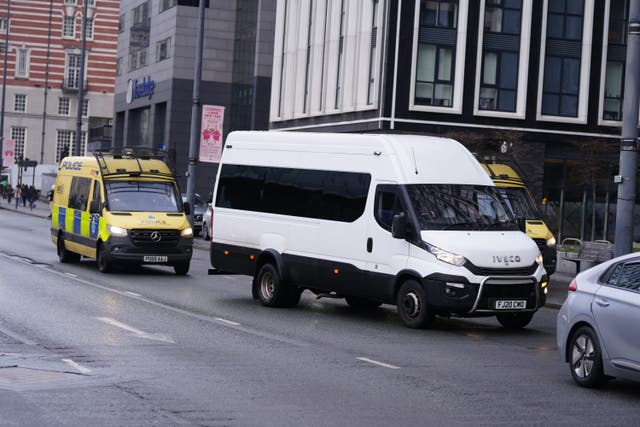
6, 184, 13, 204
28, 186, 37, 210
22, 185, 27, 207
47, 185, 55, 218
14, 185, 21, 208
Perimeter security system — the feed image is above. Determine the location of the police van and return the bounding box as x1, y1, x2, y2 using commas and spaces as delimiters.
51, 149, 193, 274
209, 132, 548, 329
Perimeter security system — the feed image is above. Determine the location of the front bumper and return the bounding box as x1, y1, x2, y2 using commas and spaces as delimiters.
424, 273, 547, 316
102, 233, 193, 265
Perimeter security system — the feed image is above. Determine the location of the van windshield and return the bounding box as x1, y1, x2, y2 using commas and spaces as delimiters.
406, 184, 518, 231
497, 187, 541, 220
105, 180, 182, 212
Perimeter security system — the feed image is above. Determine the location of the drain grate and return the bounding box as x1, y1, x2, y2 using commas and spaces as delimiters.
0, 366, 80, 387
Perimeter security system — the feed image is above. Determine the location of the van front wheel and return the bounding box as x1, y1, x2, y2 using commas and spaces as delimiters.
97, 243, 112, 273
174, 261, 190, 275
396, 280, 434, 329
496, 312, 534, 329
255, 263, 298, 308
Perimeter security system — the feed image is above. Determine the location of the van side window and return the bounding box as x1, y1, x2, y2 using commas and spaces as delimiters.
92, 180, 101, 203
68, 176, 92, 211
374, 185, 402, 231
216, 164, 371, 222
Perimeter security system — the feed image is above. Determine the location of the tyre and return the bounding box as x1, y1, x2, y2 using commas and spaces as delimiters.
174, 261, 190, 275
57, 234, 80, 263
345, 296, 383, 309
496, 312, 534, 330
97, 243, 112, 273
396, 280, 434, 329
255, 263, 299, 308
202, 222, 210, 240
569, 326, 607, 388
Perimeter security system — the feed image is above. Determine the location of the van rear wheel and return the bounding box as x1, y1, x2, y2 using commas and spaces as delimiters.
57, 234, 80, 263
496, 312, 534, 329
255, 263, 299, 308
396, 280, 434, 329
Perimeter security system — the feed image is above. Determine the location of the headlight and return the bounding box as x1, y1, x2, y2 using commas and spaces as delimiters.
181, 227, 193, 237
108, 225, 128, 237
546, 236, 556, 247
535, 253, 544, 265
427, 244, 466, 266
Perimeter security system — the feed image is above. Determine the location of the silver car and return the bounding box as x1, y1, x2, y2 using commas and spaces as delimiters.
557, 253, 640, 387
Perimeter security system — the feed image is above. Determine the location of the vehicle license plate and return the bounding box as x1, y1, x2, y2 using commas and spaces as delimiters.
144, 256, 168, 262
495, 300, 526, 310
194, 221, 203, 226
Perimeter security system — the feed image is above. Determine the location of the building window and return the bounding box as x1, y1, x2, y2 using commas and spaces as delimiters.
85, 0, 96, 6
64, 0, 76, 4
85, 18, 94, 39
63, 16, 75, 38
16, 48, 29, 78
56, 130, 74, 162
602, 0, 628, 121
11, 127, 26, 161
156, 37, 171, 62
119, 14, 125, 33
414, 0, 459, 107
58, 97, 71, 115
367, 0, 379, 105
479, 0, 522, 112
132, 1, 150, 26
160, 0, 177, 13
116, 57, 123, 76
66, 54, 82, 89
14, 94, 26, 112
541, 0, 584, 117
82, 99, 89, 117
129, 48, 148, 71
0, 18, 8, 32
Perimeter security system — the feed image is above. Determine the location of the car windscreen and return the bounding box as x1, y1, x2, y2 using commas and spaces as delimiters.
405, 184, 518, 231
105, 180, 181, 212
498, 187, 541, 220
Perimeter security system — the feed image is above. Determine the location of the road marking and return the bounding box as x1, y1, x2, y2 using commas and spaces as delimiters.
97, 317, 174, 344
215, 317, 241, 326
356, 357, 400, 370
65, 272, 78, 278
125, 291, 141, 297
62, 358, 92, 374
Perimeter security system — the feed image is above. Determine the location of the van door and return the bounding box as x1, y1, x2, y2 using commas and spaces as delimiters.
364, 183, 410, 301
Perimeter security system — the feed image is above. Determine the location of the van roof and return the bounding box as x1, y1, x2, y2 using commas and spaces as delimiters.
59, 155, 173, 179
225, 131, 493, 186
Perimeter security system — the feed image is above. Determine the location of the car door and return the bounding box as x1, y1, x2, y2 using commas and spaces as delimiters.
592, 261, 640, 369
364, 183, 410, 301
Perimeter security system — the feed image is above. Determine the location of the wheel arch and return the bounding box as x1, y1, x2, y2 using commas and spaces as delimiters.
393, 269, 424, 301
565, 321, 595, 363
255, 249, 286, 282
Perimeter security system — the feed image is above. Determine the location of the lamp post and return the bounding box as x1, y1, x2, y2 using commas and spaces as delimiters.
73, 0, 89, 156
0, 0, 11, 173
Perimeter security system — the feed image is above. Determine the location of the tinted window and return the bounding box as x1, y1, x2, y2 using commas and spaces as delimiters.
608, 262, 640, 291
69, 176, 92, 211
216, 164, 371, 222
374, 185, 404, 231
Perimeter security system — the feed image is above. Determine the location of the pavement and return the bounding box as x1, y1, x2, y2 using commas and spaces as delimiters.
0, 196, 573, 308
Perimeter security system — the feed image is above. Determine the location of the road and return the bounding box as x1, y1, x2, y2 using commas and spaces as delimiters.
0, 207, 638, 426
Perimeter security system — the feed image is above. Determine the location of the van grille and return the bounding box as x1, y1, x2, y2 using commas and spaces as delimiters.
130, 229, 180, 248
476, 278, 537, 311
465, 262, 538, 276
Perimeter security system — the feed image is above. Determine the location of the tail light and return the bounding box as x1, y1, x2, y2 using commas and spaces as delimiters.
568, 278, 577, 292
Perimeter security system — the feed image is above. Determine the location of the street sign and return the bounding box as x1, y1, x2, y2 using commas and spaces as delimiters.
3, 139, 15, 167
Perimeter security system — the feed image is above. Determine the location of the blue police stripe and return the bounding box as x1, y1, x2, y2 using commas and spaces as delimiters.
73, 210, 82, 234
59, 207, 66, 231
89, 214, 99, 238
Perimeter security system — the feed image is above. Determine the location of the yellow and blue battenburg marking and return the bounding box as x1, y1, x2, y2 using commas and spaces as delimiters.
52, 205, 104, 246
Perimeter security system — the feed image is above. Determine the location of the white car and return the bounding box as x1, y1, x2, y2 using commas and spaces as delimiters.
201, 203, 213, 240
557, 252, 640, 387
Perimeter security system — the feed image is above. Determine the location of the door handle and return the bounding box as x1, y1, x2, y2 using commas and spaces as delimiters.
367, 237, 373, 253
595, 298, 610, 307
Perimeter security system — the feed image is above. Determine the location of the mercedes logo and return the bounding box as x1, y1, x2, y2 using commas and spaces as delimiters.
150, 231, 162, 242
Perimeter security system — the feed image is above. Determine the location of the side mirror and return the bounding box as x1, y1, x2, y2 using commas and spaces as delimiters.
183, 201, 191, 215
89, 200, 101, 214
391, 212, 407, 239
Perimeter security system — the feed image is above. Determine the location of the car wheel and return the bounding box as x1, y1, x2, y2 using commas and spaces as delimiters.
496, 312, 534, 329
255, 263, 298, 308
345, 296, 382, 309
97, 243, 112, 273
174, 261, 190, 275
396, 280, 434, 329
57, 233, 80, 263
202, 222, 209, 240
569, 326, 607, 388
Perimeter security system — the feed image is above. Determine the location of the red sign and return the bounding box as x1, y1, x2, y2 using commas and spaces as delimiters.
199, 105, 225, 163
3, 139, 15, 167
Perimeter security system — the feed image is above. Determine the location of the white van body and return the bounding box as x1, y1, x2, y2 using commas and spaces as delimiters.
209, 131, 547, 328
